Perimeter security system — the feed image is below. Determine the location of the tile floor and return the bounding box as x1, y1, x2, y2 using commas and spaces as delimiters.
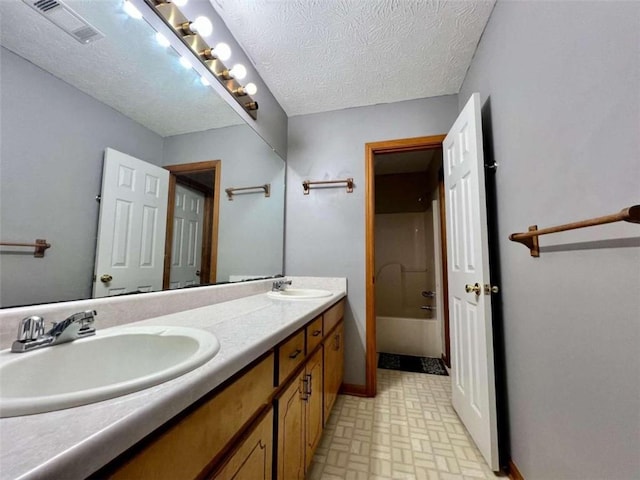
308, 368, 503, 480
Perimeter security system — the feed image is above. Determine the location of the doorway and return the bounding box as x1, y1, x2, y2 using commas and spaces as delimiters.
364, 135, 449, 397
163, 160, 221, 289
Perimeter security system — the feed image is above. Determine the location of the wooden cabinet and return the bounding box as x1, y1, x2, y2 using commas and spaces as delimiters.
276, 370, 306, 480
107, 353, 275, 480
305, 347, 324, 470
211, 409, 273, 480
305, 315, 323, 353
277, 330, 306, 384
323, 300, 344, 337
276, 346, 325, 478
100, 298, 346, 480
323, 321, 344, 424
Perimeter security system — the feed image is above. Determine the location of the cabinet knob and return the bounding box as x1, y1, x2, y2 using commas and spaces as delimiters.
289, 349, 302, 359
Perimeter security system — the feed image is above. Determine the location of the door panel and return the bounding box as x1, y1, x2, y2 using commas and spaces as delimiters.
169, 183, 205, 289
93, 148, 169, 298
444, 93, 499, 470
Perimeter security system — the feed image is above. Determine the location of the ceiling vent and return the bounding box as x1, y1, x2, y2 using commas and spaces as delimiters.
23, 0, 104, 44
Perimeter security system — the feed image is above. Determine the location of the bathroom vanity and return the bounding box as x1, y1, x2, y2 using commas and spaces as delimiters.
0, 278, 346, 480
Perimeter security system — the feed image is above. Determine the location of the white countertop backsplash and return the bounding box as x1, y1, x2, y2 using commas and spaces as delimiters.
0, 277, 346, 480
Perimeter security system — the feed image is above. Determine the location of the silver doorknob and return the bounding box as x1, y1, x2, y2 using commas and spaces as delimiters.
195, 270, 201, 276
100, 274, 113, 283
465, 283, 481, 295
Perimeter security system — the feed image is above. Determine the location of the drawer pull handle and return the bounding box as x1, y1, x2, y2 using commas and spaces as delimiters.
305, 373, 312, 396
289, 349, 302, 359
312, 329, 322, 337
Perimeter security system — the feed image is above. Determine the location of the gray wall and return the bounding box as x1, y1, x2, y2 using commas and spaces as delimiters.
0, 47, 164, 307
459, 1, 640, 478
162, 125, 285, 281
285, 96, 458, 384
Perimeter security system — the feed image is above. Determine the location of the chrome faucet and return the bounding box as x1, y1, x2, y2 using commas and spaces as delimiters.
11, 310, 97, 353
272, 279, 292, 292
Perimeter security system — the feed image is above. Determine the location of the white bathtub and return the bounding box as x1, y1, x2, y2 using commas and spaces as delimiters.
376, 315, 442, 358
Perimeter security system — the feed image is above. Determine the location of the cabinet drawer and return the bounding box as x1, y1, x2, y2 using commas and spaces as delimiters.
322, 299, 344, 335
305, 316, 323, 353
109, 353, 275, 480
278, 330, 305, 384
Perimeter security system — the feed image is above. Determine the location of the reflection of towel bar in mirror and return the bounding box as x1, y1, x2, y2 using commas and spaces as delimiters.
302, 178, 354, 195
225, 184, 271, 200
0, 239, 51, 258
509, 205, 640, 257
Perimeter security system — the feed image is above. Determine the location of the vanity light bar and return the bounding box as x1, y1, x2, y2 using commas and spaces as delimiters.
146, 0, 258, 119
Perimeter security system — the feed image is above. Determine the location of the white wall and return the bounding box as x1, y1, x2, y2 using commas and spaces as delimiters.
285, 95, 458, 384
459, 1, 640, 478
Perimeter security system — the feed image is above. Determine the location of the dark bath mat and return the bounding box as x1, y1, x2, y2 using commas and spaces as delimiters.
378, 352, 448, 376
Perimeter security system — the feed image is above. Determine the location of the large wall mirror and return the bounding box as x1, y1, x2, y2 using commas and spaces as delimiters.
0, 0, 285, 308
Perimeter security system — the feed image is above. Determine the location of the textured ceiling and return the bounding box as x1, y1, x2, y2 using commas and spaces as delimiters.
210, 0, 496, 116
0, 0, 243, 137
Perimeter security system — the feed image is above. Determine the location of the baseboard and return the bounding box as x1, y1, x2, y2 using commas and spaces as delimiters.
508, 459, 525, 480
340, 383, 368, 397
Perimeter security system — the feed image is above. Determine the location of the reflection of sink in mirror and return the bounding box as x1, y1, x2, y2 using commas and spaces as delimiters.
0, 326, 220, 418
268, 289, 333, 300
0, 0, 285, 308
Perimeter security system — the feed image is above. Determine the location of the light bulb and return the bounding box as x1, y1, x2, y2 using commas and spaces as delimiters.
123, 0, 142, 19
200, 76, 210, 86
229, 64, 247, 80
213, 42, 231, 61
191, 16, 213, 37
244, 83, 257, 96
172, 0, 188, 6
155, 32, 170, 47
179, 57, 192, 69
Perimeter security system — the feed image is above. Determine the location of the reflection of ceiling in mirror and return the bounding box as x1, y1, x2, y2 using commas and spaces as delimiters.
0, 0, 244, 136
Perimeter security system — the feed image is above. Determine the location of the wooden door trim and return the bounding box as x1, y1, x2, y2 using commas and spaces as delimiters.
163, 160, 221, 288
364, 135, 447, 397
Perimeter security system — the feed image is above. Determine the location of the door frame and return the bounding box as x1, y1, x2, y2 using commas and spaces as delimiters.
364, 135, 448, 397
163, 160, 221, 288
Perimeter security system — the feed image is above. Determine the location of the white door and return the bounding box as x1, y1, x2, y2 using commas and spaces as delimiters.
169, 183, 205, 289
93, 148, 169, 298
443, 93, 499, 470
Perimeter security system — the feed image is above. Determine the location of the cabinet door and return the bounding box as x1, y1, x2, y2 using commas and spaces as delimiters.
276, 371, 306, 480
305, 347, 324, 470
323, 322, 344, 424
211, 409, 273, 480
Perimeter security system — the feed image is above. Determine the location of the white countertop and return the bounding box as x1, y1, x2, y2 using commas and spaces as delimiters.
0, 283, 346, 480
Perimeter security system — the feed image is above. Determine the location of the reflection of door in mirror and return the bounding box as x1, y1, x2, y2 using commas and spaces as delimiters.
169, 184, 204, 289
164, 161, 221, 289
93, 149, 169, 298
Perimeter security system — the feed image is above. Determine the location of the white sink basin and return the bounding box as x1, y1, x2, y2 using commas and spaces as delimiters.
267, 288, 333, 300
0, 325, 220, 417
